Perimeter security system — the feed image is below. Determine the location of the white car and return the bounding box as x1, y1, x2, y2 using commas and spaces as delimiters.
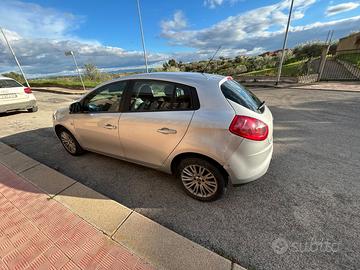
0, 76, 37, 113
53, 72, 273, 201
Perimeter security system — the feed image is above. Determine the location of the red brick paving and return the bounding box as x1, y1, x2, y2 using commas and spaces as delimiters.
0, 164, 155, 270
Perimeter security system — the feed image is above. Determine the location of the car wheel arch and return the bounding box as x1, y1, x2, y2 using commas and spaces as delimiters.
170, 152, 229, 186
54, 124, 78, 141
54, 124, 69, 137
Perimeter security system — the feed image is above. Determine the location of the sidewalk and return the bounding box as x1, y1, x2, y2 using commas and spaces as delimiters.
0, 163, 154, 270
0, 142, 244, 270
290, 81, 360, 92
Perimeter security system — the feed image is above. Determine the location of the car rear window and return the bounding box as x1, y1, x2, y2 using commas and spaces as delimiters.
221, 79, 262, 112
0, 79, 22, 88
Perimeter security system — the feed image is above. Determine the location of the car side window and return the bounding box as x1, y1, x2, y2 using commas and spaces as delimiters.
129, 80, 193, 112
84, 81, 127, 112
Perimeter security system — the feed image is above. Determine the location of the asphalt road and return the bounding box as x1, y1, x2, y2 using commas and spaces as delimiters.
1, 88, 359, 270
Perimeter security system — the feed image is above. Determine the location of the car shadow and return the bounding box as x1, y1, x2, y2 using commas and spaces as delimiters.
0, 110, 33, 117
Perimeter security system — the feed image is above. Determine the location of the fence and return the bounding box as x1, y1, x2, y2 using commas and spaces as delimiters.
319, 50, 360, 81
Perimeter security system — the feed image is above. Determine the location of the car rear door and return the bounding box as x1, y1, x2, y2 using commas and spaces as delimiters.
118, 80, 197, 167
72, 80, 127, 157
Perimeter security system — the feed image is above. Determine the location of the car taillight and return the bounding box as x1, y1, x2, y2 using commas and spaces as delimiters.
24, 87, 32, 94
229, 115, 268, 141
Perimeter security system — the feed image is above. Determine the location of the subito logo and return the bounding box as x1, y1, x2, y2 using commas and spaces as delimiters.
271, 237, 289, 255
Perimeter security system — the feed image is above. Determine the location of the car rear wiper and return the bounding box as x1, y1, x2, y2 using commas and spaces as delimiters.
257, 101, 265, 111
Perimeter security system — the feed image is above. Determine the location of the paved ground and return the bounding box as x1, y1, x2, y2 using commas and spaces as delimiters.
290, 81, 360, 92
31, 87, 88, 95
1, 88, 359, 270
0, 163, 154, 270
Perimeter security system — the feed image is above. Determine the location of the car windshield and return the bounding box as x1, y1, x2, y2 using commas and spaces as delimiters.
220, 79, 262, 112
0, 79, 22, 88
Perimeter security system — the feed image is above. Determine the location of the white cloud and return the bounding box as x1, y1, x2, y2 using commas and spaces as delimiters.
204, 0, 224, 9
0, 0, 83, 39
0, 31, 168, 76
0, 0, 167, 76
161, 0, 360, 58
160, 11, 187, 32
162, 0, 317, 51
203, 0, 242, 9
326, 2, 360, 16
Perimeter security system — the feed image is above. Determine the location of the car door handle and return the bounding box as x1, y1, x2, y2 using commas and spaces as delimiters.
103, 124, 117, 129
157, 127, 177, 134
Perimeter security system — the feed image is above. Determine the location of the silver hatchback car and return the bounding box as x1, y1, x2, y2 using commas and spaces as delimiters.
53, 72, 273, 201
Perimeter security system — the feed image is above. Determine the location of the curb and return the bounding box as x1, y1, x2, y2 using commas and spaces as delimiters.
32, 87, 88, 95
0, 141, 246, 270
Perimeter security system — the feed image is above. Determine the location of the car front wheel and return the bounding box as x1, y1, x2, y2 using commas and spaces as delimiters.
27, 106, 38, 112
176, 158, 225, 201
58, 128, 84, 156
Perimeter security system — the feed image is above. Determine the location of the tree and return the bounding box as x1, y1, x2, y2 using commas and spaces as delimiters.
293, 42, 325, 60
163, 59, 178, 70
83, 63, 101, 81
329, 43, 337, 55
2, 72, 24, 83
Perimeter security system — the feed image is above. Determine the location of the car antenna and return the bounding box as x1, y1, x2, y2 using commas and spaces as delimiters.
202, 45, 222, 74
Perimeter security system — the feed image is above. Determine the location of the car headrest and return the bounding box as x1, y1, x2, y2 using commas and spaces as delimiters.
163, 85, 174, 97
139, 85, 153, 97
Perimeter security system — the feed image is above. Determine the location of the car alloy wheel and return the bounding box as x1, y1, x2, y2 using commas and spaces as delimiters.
181, 165, 218, 198
60, 131, 77, 154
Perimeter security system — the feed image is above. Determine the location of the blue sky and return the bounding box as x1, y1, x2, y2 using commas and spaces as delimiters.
0, 0, 360, 76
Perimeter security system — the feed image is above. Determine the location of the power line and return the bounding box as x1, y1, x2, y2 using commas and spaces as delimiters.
0, 26, 30, 87
136, 0, 149, 73
276, 0, 294, 85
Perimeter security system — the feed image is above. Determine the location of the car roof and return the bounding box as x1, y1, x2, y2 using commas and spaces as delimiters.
110, 72, 226, 87
0, 76, 14, 80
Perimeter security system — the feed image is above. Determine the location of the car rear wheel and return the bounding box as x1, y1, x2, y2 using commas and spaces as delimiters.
27, 106, 38, 112
176, 158, 225, 201
58, 128, 84, 156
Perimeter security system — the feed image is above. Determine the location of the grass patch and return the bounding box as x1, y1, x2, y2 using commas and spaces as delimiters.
29, 77, 101, 89
337, 53, 360, 69
241, 61, 304, 77
27, 73, 134, 89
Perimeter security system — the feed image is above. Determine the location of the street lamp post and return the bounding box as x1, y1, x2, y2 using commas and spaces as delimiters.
65, 51, 86, 91
276, 0, 295, 85
136, 0, 149, 73
0, 27, 30, 87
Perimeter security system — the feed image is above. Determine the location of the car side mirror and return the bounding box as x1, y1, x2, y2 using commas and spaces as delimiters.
69, 102, 82, 113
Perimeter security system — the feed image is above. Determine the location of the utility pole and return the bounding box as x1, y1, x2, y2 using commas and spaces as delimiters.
65, 51, 86, 91
276, 0, 295, 85
136, 0, 149, 73
0, 27, 30, 87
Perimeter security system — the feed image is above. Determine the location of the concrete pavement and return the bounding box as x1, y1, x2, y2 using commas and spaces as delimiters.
289, 81, 360, 92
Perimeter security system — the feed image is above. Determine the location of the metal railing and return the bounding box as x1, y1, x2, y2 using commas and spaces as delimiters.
319, 51, 360, 81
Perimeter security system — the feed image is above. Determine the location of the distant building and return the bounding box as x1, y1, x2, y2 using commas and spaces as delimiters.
259, 49, 290, 57
336, 32, 360, 55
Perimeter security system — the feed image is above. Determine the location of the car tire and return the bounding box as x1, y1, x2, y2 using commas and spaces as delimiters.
28, 106, 38, 112
176, 158, 225, 202
58, 128, 84, 156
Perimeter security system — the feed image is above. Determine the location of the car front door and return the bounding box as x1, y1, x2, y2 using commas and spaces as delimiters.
118, 80, 197, 167
72, 80, 127, 157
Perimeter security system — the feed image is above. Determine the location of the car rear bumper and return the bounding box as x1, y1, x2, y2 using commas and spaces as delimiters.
0, 99, 37, 113
224, 138, 273, 185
